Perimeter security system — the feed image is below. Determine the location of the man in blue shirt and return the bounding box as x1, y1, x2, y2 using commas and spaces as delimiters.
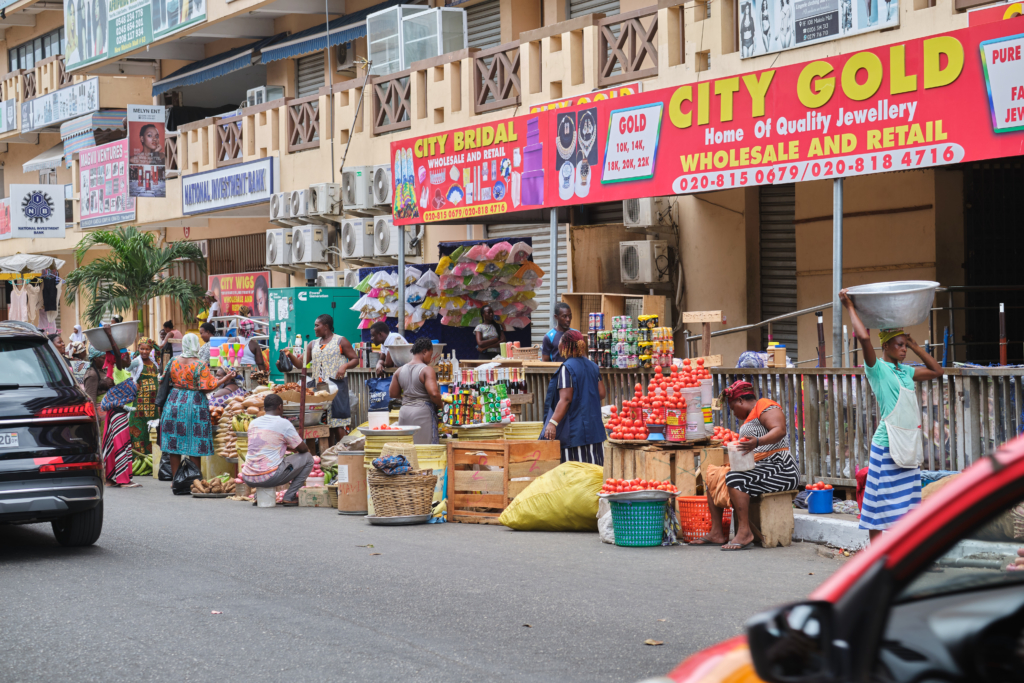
541, 302, 576, 362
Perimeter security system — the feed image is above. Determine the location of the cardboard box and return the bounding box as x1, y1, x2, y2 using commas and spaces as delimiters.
298, 487, 332, 508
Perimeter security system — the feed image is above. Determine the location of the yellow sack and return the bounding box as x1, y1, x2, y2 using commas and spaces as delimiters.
499, 462, 604, 531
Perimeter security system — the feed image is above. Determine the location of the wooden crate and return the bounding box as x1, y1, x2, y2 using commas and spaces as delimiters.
447, 440, 561, 524
298, 487, 332, 508
604, 443, 701, 496
561, 292, 668, 329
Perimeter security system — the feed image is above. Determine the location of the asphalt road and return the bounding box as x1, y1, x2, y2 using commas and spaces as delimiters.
0, 484, 845, 683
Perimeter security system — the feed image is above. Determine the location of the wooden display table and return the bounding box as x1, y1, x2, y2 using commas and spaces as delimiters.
447, 440, 561, 524
605, 443, 721, 497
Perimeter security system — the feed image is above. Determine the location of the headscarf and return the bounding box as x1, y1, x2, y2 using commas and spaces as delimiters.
70, 325, 85, 343
878, 329, 905, 346
181, 333, 202, 359
558, 329, 588, 359
88, 346, 105, 361
67, 341, 88, 358
238, 319, 256, 339
722, 380, 755, 401
137, 336, 156, 351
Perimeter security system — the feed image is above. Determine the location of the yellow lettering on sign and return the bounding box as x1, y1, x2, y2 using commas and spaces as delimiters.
742, 71, 775, 118
841, 52, 883, 101
797, 61, 835, 109
923, 36, 964, 89
714, 78, 740, 122
889, 45, 917, 95
669, 86, 693, 129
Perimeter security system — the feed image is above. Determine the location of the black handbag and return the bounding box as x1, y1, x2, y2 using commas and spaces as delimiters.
154, 369, 172, 411
277, 351, 294, 373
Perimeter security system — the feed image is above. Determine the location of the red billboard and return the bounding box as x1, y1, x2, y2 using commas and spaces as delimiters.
392, 16, 1024, 225
208, 271, 271, 319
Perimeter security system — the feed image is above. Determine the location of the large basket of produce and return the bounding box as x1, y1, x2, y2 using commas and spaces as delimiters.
367, 469, 438, 517
608, 499, 666, 547
677, 496, 732, 543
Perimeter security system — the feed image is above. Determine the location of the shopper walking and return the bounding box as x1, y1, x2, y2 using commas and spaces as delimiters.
128, 337, 160, 457
389, 337, 443, 445
542, 330, 606, 464
840, 289, 942, 542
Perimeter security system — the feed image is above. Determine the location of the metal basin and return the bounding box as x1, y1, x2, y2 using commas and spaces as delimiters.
386, 343, 446, 367
846, 281, 939, 329
84, 321, 139, 352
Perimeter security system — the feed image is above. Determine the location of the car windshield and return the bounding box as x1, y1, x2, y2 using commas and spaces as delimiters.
898, 492, 1024, 602
0, 338, 72, 389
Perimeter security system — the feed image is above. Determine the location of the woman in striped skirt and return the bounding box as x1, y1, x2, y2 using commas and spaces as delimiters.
841, 289, 943, 542
700, 380, 801, 550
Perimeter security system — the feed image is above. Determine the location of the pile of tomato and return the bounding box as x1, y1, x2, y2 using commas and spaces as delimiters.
806, 481, 833, 491
676, 358, 712, 387
600, 478, 679, 494
712, 426, 741, 442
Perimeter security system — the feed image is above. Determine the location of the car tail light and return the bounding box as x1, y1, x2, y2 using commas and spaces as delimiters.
35, 403, 95, 419
38, 461, 102, 473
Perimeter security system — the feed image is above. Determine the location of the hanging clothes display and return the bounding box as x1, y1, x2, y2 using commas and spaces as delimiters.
24, 283, 41, 326
8, 283, 27, 322
42, 275, 58, 312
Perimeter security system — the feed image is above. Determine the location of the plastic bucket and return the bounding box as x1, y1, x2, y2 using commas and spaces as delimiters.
727, 442, 755, 472
255, 487, 276, 508
681, 387, 702, 414
609, 499, 666, 547
807, 489, 833, 514
685, 420, 704, 441
368, 411, 390, 430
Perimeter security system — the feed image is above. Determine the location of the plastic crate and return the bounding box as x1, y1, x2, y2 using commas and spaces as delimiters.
609, 499, 666, 547
677, 496, 733, 543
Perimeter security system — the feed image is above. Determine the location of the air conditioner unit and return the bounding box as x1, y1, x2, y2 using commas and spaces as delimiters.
317, 271, 338, 287
340, 217, 374, 260
291, 225, 330, 265
269, 191, 293, 227
246, 85, 286, 108
620, 240, 669, 285
285, 188, 311, 225
336, 43, 356, 73
371, 164, 393, 207
373, 214, 420, 258
308, 182, 341, 220
342, 268, 361, 288
623, 197, 672, 231
266, 228, 293, 266
341, 166, 373, 214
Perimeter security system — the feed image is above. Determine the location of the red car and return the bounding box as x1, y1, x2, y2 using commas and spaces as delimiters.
666, 435, 1024, 683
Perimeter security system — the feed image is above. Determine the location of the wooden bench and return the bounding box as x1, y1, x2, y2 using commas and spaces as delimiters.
749, 490, 798, 548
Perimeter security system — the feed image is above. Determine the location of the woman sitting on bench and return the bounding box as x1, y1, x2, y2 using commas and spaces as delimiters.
699, 380, 800, 550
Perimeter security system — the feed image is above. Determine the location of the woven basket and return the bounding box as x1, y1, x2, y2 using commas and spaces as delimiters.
326, 484, 339, 508
381, 442, 419, 469
510, 345, 541, 360
609, 499, 666, 547
368, 469, 438, 517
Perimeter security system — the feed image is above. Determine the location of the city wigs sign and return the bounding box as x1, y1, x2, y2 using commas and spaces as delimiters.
390, 15, 1024, 225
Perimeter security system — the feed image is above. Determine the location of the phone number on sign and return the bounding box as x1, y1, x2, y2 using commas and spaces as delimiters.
670, 144, 966, 193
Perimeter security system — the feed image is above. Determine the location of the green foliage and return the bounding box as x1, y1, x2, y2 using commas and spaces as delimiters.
64, 226, 207, 328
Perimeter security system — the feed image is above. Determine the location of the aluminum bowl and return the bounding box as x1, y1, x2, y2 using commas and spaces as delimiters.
846, 281, 939, 330
84, 321, 139, 352
386, 342, 446, 367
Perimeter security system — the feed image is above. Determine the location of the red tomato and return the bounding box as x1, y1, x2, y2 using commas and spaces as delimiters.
670, 365, 678, 373
653, 365, 662, 374
683, 358, 691, 366
696, 358, 705, 365
609, 405, 617, 413
635, 383, 643, 392
824, 484, 833, 490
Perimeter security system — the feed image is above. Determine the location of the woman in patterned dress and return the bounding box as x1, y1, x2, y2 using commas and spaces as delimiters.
700, 380, 801, 550
128, 337, 159, 456
160, 333, 237, 478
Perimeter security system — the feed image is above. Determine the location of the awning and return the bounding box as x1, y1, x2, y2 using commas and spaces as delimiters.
60, 109, 127, 168
152, 34, 288, 97
0, 254, 66, 273
260, 0, 403, 64
22, 142, 66, 174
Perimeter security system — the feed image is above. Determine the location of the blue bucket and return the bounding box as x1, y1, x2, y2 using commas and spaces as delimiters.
807, 489, 834, 514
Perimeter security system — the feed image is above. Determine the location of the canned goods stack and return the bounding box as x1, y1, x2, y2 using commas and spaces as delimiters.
587, 312, 605, 353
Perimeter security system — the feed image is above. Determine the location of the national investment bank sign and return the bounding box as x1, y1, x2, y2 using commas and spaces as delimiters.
181, 157, 279, 216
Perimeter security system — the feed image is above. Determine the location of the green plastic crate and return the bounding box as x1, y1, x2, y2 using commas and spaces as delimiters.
609, 499, 666, 547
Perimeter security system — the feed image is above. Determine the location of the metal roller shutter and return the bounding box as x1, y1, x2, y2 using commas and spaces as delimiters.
759, 184, 797, 359
486, 223, 568, 348
296, 52, 326, 99
208, 233, 268, 275
467, 0, 502, 49
569, 0, 619, 19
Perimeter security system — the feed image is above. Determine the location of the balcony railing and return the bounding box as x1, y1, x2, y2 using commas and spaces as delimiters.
21, 70, 36, 100
597, 6, 659, 88
371, 70, 411, 135
473, 41, 521, 115
165, 131, 180, 177
217, 114, 244, 166
287, 94, 320, 153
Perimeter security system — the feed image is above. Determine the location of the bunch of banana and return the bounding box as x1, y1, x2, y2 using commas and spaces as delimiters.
231, 413, 253, 432
132, 451, 153, 476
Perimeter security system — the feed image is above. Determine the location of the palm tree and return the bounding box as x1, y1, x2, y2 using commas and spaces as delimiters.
64, 226, 207, 329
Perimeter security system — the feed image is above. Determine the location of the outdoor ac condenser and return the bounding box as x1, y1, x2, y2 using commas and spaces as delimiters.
269, 191, 293, 227
308, 182, 341, 220
623, 197, 672, 232
371, 164, 393, 207
317, 271, 339, 287
266, 228, 293, 266
342, 268, 361, 288
291, 225, 329, 265
340, 217, 374, 260
619, 240, 669, 285
372, 215, 420, 258
341, 167, 373, 214
283, 188, 310, 226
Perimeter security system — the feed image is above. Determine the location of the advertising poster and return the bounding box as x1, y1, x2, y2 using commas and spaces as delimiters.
392, 16, 1024, 225
79, 138, 136, 229
9, 185, 66, 239
21, 78, 99, 132
65, 0, 206, 71
0, 198, 11, 241
208, 271, 271, 319
128, 104, 166, 197
0, 99, 17, 134
739, 0, 898, 59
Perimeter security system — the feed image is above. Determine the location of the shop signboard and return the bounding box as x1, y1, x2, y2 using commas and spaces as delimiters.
128, 104, 167, 197
208, 271, 272, 319
0, 198, 11, 241
528, 82, 643, 113
0, 99, 17, 134
79, 138, 136, 229
739, 0, 898, 59
181, 157, 277, 215
9, 185, 66, 239
392, 16, 1024, 226
64, 0, 207, 71
21, 78, 99, 132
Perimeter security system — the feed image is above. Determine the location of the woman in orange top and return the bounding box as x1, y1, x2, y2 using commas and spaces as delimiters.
698, 380, 800, 550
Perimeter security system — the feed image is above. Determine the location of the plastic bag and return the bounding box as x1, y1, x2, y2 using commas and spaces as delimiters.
498, 462, 604, 531
366, 377, 392, 412
171, 457, 202, 495
158, 452, 172, 481
597, 498, 615, 544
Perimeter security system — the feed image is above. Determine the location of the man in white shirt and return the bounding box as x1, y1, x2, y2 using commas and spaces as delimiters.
240, 394, 313, 506
370, 321, 407, 376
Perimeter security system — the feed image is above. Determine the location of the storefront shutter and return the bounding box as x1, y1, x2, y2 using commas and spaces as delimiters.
486, 224, 568, 348
208, 234, 268, 275
467, 0, 502, 49
296, 52, 326, 99
759, 183, 797, 359
569, 0, 619, 19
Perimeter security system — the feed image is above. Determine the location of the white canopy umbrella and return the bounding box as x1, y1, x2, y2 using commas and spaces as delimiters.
0, 253, 66, 273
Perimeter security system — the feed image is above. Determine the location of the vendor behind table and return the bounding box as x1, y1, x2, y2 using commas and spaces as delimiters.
389, 337, 443, 445
474, 305, 506, 360
542, 302, 576, 363
370, 321, 408, 376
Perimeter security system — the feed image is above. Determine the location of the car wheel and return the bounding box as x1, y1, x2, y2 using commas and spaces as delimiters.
51, 502, 103, 547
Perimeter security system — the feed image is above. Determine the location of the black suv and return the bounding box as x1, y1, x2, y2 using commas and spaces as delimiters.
0, 321, 103, 546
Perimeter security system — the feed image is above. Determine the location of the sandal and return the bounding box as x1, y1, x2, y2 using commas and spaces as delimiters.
278, 499, 299, 507
721, 541, 755, 551
121, 482, 142, 488
691, 536, 728, 546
